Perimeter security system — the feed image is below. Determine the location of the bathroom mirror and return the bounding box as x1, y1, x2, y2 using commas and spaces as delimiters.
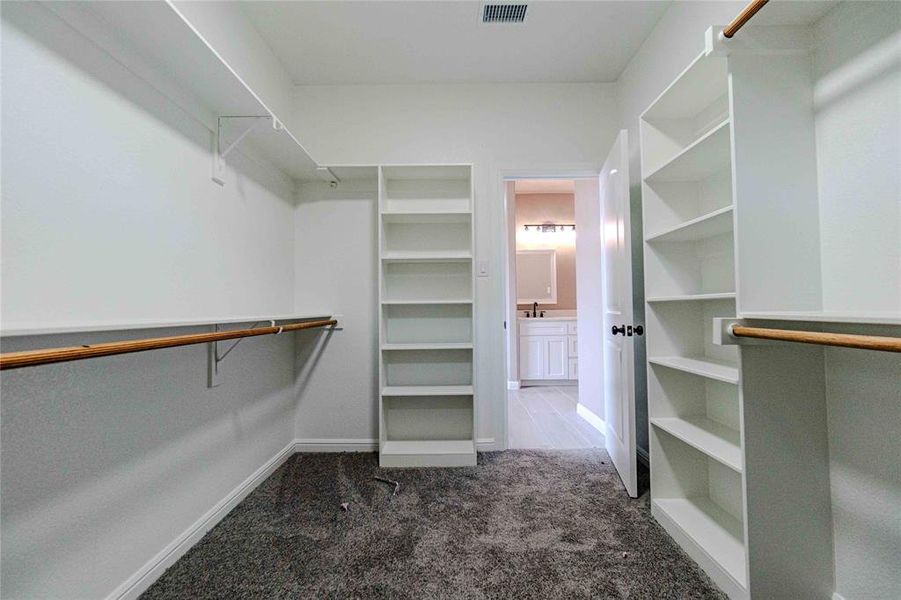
516, 249, 557, 304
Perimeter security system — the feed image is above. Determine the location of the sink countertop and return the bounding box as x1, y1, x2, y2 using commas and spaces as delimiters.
519, 316, 577, 322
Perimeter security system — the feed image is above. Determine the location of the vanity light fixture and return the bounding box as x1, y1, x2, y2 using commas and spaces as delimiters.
524, 224, 576, 233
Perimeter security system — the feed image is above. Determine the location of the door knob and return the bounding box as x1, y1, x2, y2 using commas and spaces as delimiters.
634, 325, 644, 336
612, 325, 626, 336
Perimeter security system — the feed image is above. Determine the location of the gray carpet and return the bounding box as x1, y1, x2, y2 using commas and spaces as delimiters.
141, 450, 726, 599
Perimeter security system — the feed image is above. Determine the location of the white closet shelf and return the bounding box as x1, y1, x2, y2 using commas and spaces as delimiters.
645, 120, 731, 183
381, 251, 472, 262
651, 417, 742, 472
648, 356, 740, 385
379, 440, 476, 467
381, 440, 474, 455
381, 209, 471, 216
738, 310, 901, 326
652, 497, 746, 588
53, 2, 319, 181
381, 299, 473, 305
646, 207, 734, 243
381, 385, 474, 396
643, 52, 728, 121
647, 292, 736, 303
0, 312, 335, 337
381, 343, 473, 351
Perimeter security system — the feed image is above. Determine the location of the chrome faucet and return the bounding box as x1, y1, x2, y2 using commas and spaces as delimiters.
532, 302, 538, 318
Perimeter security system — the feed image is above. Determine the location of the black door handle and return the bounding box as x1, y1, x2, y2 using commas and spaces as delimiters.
612, 325, 626, 336
634, 325, 644, 336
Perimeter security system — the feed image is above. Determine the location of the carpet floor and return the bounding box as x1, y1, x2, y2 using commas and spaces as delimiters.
141, 450, 727, 599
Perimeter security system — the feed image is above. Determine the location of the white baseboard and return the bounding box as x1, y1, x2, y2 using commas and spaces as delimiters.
832, 593, 846, 600
476, 437, 499, 451
108, 440, 297, 600
507, 380, 521, 390
576, 403, 606, 434
293, 438, 378, 452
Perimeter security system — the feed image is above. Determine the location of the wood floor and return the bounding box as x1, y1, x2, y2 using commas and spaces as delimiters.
508, 385, 605, 449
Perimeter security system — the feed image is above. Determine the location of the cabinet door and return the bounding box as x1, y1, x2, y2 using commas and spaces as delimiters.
568, 358, 578, 380
544, 336, 568, 379
519, 336, 544, 379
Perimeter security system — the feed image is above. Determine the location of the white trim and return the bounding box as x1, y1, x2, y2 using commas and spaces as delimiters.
293, 438, 378, 452
108, 440, 297, 600
832, 594, 846, 600
476, 437, 500, 451
576, 403, 606, 434
507, 380, 521, 390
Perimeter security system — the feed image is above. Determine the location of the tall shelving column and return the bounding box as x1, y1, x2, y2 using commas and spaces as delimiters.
378, 165, 476, 467
639, 52, 747, 599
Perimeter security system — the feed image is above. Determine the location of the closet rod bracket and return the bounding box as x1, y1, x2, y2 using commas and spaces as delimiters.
714, 318, 778, 347
211, 115, 272, 186
207, 316, 341, 387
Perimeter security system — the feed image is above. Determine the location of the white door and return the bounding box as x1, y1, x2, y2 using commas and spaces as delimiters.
601, 130, 637, 498
544, 336, 568, 379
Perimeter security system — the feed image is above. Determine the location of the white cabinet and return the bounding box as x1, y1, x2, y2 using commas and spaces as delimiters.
519, 319, 577, 382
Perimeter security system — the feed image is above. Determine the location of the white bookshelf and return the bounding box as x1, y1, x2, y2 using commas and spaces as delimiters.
641, 49, 747, 599
378, 165, 476, 467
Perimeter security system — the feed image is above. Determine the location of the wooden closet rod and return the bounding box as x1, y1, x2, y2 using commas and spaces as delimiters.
731, 325, 901, 353
723, 0, 769, 38
0, 318, 337, 370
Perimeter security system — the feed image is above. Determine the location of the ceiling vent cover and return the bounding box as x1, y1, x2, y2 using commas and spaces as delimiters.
482, 4, 528, 24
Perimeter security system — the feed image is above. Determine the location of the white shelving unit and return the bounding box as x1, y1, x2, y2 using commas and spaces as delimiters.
641, 48, 746, 600
643, 20, 900, 600
378, 165, 476, 467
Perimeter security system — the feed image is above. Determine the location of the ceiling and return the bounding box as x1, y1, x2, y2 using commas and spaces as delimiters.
240, 1, 670, 85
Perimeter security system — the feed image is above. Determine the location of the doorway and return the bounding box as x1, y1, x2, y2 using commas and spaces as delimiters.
504, 177, 606, 450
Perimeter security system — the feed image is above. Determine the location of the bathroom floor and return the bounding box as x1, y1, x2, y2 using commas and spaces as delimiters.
508, 385, 605, 450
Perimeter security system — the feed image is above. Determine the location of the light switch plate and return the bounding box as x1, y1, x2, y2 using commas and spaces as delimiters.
477, 260, 489, 277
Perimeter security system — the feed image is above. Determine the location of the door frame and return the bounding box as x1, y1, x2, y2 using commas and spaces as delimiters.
498, 166, 600, 450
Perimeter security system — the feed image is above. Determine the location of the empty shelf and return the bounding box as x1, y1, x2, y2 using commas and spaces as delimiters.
649, 356, 739, 384
647, 292, 736, 303
381, 251, 472, 262
653, 497, 746, 588
651, 417, 742, 472
381, 299, 473, 305
382, 343, 473, 351
381, 385, 474, 396
646, 207, 734, 243
645, 120, 731, 183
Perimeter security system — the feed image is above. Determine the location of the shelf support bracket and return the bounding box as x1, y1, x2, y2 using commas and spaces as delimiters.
208, 320, 266, 387
211, 115, 270, 186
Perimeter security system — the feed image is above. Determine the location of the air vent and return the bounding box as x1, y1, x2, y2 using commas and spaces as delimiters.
482, 4, 528, 24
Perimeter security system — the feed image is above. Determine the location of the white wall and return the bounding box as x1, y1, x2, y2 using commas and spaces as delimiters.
574, 179, 605, 420
813, 1, 901, 314
615, 0, 747, 457
291, 82, 620, 446
0, 4, 301, 597
293, 179, 380, 444
813, 3, 901, 598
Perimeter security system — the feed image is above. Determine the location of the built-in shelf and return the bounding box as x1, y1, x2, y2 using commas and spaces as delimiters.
381, 251, 472, 262
381, 343, 473, 351
381, 385, 474, 397
381, 299, 473, 305
645, 120, 731, 184
653, 498, 747, 588
647, 292, 736, 303
738, 311, 901, 326
381, 439, 475, 455
49, 2, 319, 182
643, 52, 729, 122
649, 356, 740, 385
652, 417, 742, 472
646, 206, 734, 243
